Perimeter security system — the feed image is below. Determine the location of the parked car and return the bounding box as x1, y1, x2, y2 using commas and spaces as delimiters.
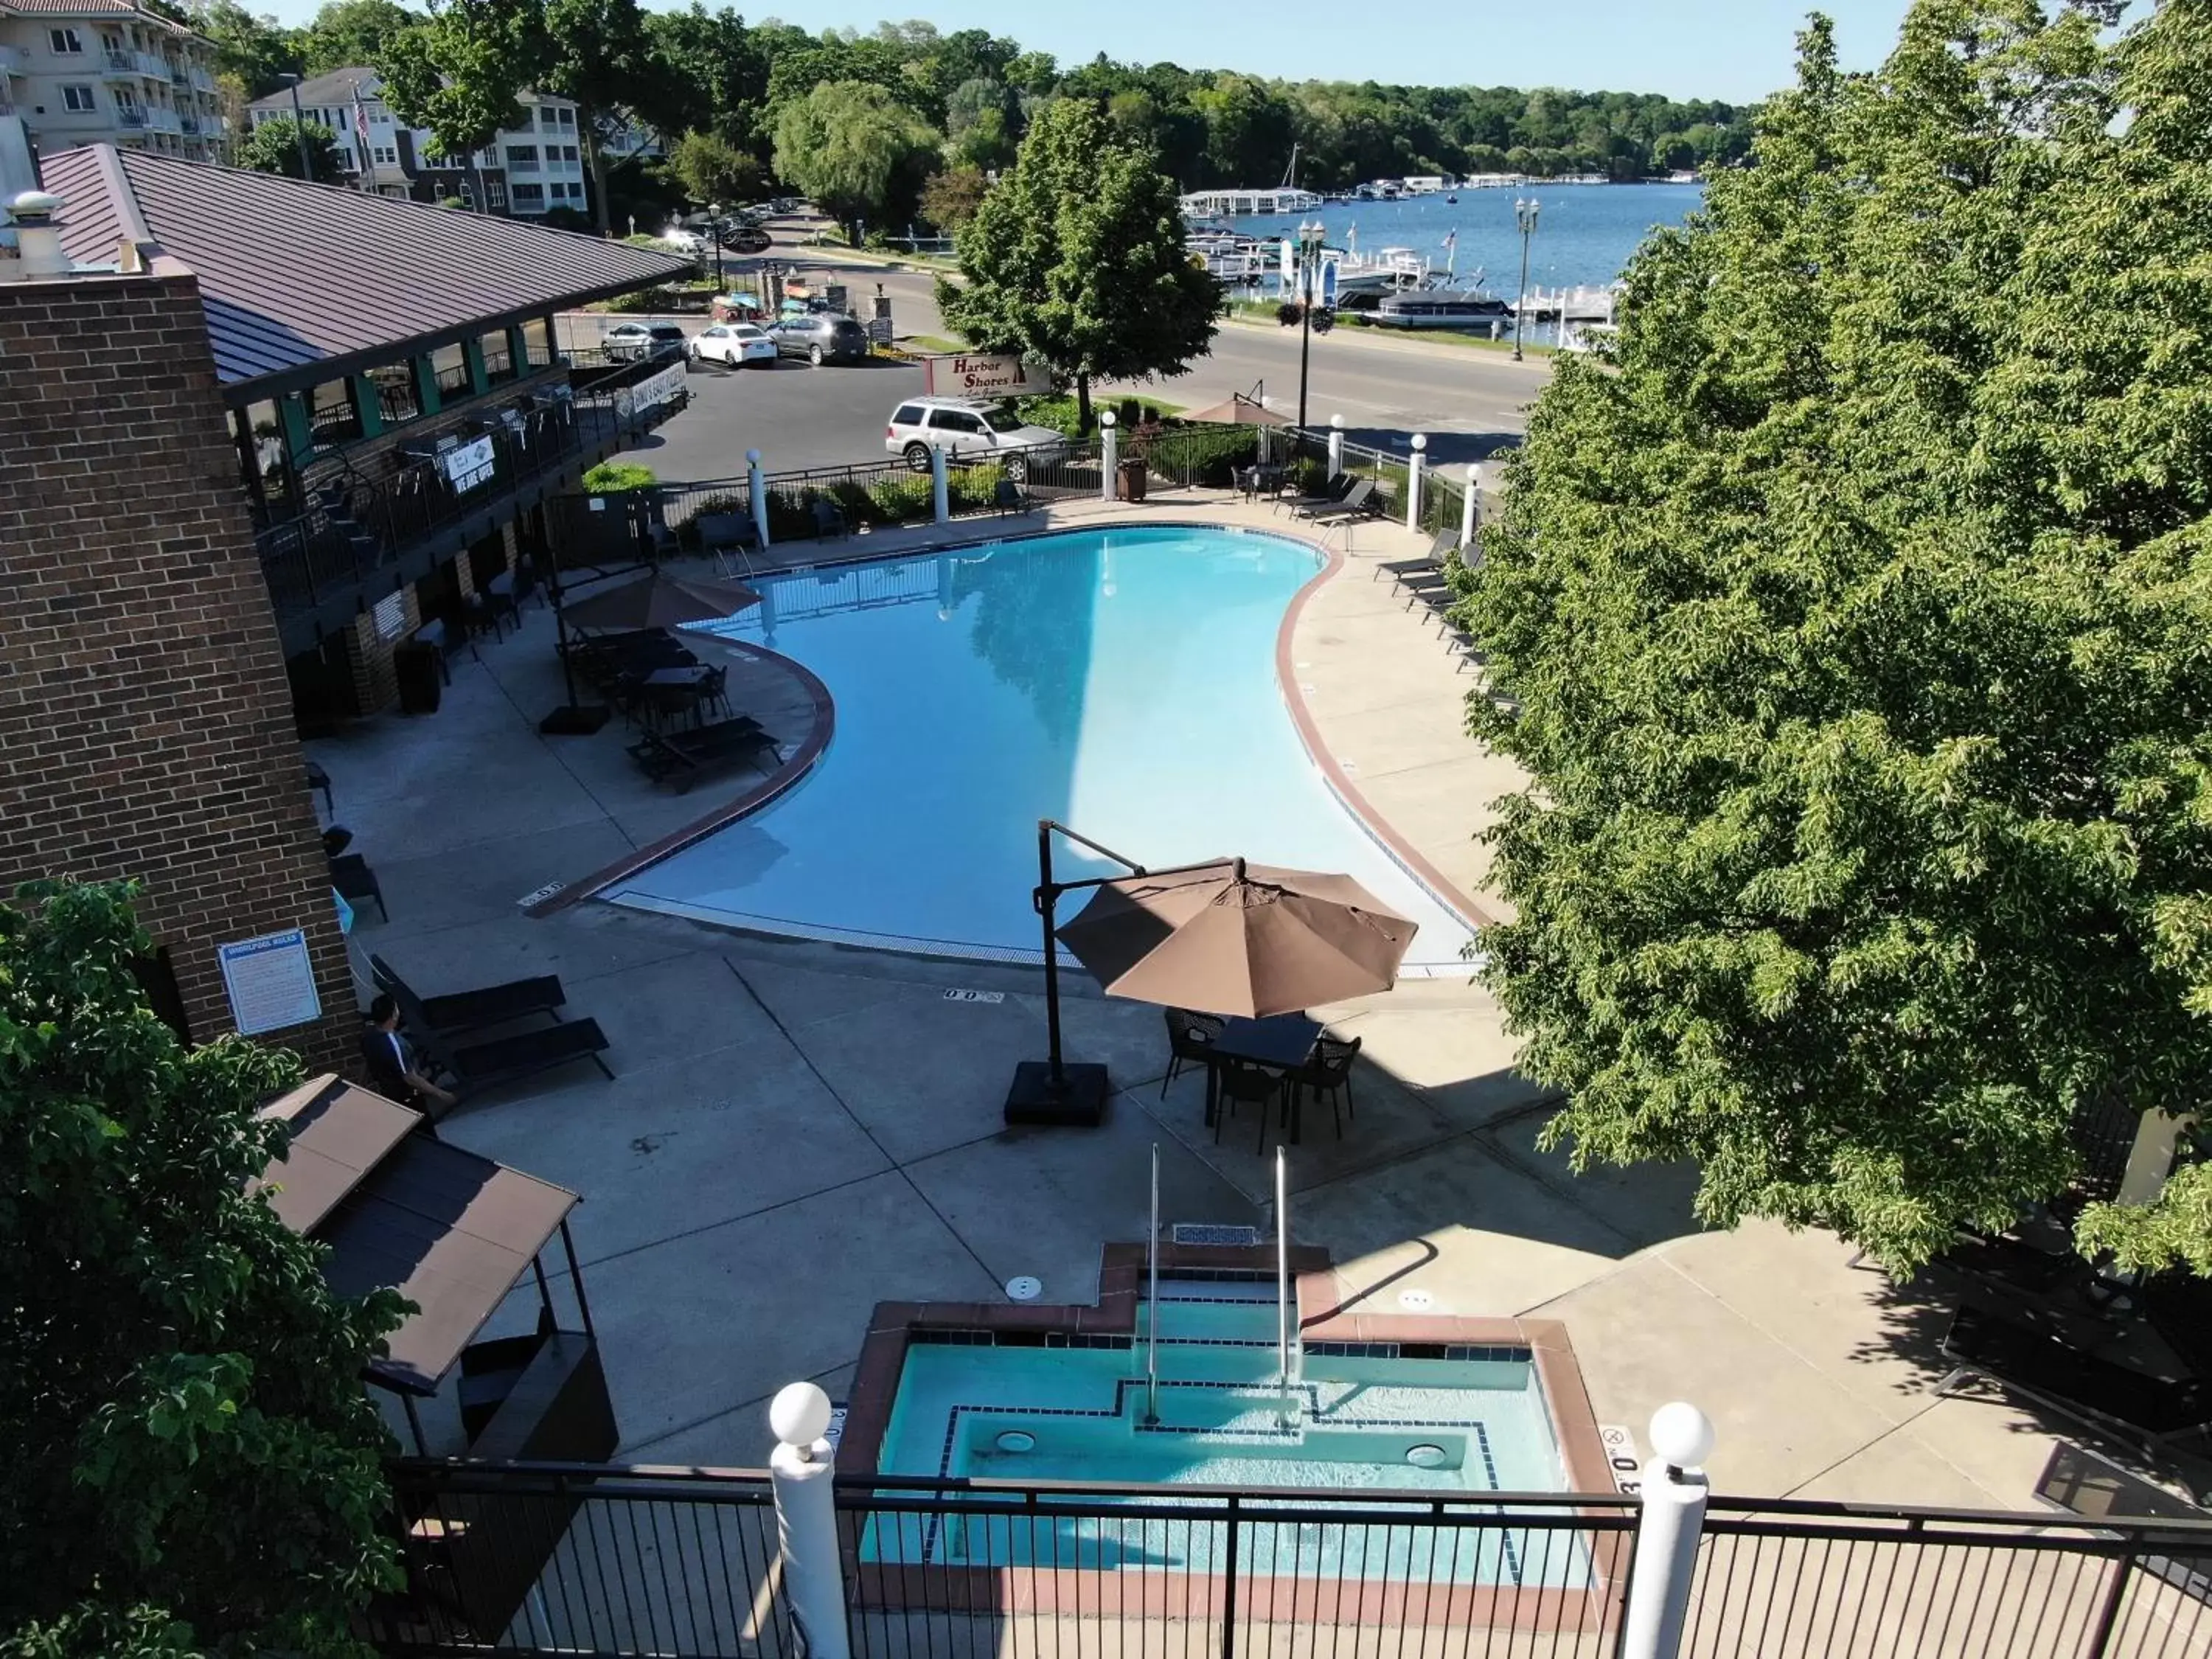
768, 313, 871, 366
690, 322, 779, 369
603, 321, 688, 362
719, 226, 773, 254
884, 397, 1068, 478
656, 226, 709, 256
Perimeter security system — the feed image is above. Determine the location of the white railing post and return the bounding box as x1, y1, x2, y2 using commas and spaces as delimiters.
1407, 433, 1427, 530
1621, 1403, 1714, 1659
1327, 412, 1345, 479
768, 1382, 851, 1659
1461, 462, 1479, 548
1100, 410, 1119, 503
747, 448, 771, 551
931, 444, 950, 525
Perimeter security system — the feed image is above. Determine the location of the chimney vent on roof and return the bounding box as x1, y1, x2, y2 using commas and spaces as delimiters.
8, 190, 69, 279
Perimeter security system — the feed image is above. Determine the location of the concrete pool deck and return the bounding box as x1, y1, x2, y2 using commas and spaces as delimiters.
302, 487, 2188, 1511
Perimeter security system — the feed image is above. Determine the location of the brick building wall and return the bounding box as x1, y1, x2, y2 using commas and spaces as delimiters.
0, 265, 357, 1073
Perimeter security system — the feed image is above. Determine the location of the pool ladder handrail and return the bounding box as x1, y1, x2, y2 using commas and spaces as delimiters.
1144, 1143, 1161, 1426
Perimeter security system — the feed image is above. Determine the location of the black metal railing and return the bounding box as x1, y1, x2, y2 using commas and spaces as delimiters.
434, 361, 475, 399
363, 1461, 2212, 1659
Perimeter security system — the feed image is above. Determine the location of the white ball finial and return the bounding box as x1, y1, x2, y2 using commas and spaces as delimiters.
1649, 1402, 1716, 1470
1467, 462, 1481, 484
1099, 410, 1116, 428
1411, 433, 1427, 453
1329, 413, 1345, 431
745, 448, 762, 465
771, 1380, 833, 1448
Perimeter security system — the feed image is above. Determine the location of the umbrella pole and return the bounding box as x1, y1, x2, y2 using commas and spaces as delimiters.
1004, 819, 1113, 1127
538, 561, 611, 735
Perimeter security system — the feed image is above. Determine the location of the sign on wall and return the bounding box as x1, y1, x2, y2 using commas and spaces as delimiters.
443, 434, 496, 493
217, 928, 322, 1036
372, 590, 408, 640
613, 363, 690, 422
922, 353, 1050, 398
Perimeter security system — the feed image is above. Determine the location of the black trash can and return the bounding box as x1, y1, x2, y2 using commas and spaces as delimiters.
394, 640, 442, 716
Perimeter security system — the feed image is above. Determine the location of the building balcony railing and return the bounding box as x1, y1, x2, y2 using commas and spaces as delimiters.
190, 64, 213, 92
254, 362, 686, 649
114, 107, 147, 128
142, 106, 181, 133
0, 44, 25, 76
179, 113, 201, 135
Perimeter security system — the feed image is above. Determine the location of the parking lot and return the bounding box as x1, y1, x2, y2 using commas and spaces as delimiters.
608, 349, 928, 480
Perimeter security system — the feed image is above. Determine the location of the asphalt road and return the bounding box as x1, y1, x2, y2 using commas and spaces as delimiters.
582, 220, 1553, 481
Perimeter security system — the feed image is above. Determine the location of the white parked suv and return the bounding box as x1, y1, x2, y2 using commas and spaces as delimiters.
885, 397, 1068, 479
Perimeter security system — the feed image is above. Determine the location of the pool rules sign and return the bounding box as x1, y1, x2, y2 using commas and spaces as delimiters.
922, 353, 1049, 398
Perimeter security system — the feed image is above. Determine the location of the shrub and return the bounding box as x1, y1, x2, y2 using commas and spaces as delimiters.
672, 490, 748, 548
949, 463, 1006, 510
867, 474, 933, 523
1014, 394, 1081, 436
582, 461, 657, 493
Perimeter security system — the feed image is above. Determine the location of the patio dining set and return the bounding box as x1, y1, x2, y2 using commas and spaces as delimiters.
1161, 1007, 1362, 1151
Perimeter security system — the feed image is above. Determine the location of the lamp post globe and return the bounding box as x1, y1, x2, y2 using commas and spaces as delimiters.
1512, 197, 1540, 362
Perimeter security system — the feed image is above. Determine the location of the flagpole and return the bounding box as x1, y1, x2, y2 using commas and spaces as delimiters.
351, 84, 375, 194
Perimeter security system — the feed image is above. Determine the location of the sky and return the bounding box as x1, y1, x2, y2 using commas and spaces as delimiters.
251, 1, 1924, 106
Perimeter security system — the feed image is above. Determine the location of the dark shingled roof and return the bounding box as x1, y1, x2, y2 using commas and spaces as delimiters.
43, 145, 689, 400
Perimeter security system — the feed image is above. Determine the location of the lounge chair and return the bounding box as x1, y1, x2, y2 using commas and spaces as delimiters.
1304, 479, 1378, 526
810, 497, 848, 539
370, 953, 566, 1038
329, 852, 386, 923
1378, 526, 1460, 588
1283, 473, 1354, 518
628, 717, 780, 792
382, 977, 613, 1111
1934, 1301, 2212, 1456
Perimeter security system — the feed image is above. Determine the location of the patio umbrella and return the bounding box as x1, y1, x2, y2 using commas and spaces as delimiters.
1054, 857, 1416, 1019
1180, 392, 1293, 428
561, 570, 761, 632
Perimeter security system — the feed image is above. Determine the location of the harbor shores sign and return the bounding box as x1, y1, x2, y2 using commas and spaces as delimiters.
922, 352, 1050, 397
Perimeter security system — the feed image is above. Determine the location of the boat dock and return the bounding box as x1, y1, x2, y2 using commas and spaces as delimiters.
1513, 284, 1619, 323
1180, 186, 1326, 217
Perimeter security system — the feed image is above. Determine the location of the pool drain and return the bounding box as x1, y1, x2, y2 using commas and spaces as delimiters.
1006, 1275, 1042, 1301
995, 1430, 1037, 1454
1405, 1444, 1448, 1469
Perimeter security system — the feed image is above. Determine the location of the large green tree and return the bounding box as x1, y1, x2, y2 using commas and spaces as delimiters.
0, 882, 409, 1657
186, 1, 301, 100
665, 129, 763, 206
1453, 0, 2212, 1276
234, 114, 345, 182
770, 79, 941, 242
940, 98, 1219, 431
297, 0, 420, 75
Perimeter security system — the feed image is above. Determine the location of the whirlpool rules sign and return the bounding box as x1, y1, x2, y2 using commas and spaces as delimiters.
922, 353, 1049, 397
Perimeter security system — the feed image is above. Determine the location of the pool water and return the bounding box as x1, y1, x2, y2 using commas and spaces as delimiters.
603, 526, 1479, 968
866, 1283, 1585, 1586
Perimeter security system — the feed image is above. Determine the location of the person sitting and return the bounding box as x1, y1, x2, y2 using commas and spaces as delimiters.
360, 994, 457, 1116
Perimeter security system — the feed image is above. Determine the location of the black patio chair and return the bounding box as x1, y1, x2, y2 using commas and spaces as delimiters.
993, 477, 1032, 515
1291, 1034, 1362, 1138
304, 759, 333, 815
1305, 479, 1379, 526
811, 497, 849, 539
329, 852, 386, 923
1161, 1007, 1225, 1100
1281, 471, 1352, 517
1381, 526, 1461, 594
383, 977, 613, 1113
1934, 1301, 2212, 1458
1216, 1060, 1290, 1151
370, 953, 566, 1039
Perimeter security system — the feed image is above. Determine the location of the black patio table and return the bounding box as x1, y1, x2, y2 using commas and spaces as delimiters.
1199, 1012, 1322, 1138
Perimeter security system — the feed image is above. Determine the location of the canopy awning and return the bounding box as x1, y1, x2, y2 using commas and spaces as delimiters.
254, 1076, 580, 1396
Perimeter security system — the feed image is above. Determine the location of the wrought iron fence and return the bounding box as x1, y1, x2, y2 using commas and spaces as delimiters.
362, 1462, 2212, 1659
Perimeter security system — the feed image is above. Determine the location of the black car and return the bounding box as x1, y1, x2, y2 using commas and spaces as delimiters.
768, 313, 871, 366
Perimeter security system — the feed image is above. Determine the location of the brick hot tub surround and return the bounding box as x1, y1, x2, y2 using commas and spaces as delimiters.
837, 1242, 1628, 1633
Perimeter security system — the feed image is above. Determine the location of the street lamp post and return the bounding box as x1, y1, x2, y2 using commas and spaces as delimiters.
1295, 219, 1326, 432
274, 72, 313, 182
1512, 196, 1540, 362
709, 199, 724, 291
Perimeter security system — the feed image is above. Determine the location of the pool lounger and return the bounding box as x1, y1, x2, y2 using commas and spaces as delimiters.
630, 717, 782, 793
1933, 1301, 2212, 1457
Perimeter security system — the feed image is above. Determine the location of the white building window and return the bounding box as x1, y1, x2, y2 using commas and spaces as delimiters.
557, 107, 574, 126
50, 27, 84, 53
62, 84, 97, 111
372, 145, 396, 165
511, 182, 543, 205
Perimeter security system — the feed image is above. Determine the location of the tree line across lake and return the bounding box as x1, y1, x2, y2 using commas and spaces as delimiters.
189, 0, 1756, 234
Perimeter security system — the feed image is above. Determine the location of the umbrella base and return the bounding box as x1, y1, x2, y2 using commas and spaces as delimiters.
539, 703, 612, 736
1004, 1060, 1110, 1127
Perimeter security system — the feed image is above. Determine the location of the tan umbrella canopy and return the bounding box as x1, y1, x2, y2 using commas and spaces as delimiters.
1180, 392, 1292, 428
1054, 857, 1416, 1019
562, 570, 761, 632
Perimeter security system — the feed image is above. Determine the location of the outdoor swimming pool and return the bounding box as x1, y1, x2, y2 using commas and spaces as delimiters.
862, 1281, 1585, 1587
603, 526, 1479, 967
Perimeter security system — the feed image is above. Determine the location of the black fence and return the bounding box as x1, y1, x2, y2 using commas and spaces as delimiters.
362, 1463, 2212, 1659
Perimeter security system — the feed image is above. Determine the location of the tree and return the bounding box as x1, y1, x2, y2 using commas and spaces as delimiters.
940, 97, 1218, 431
186, 0, 300, 100
919, 164, 988, 232
666, 129, 763, 206
234, 114, 344, 181
0, 881, 409, 1655
296, 0, 418, 74
1452, 0, 2212, 1278
771, 79, 942, 242
648, 3, 772, 160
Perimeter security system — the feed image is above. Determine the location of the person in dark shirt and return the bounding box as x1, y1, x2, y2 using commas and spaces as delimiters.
361, 995, 457, 1116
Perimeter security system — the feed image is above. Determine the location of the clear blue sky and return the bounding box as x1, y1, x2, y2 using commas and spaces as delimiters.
253, 2, 1923, 105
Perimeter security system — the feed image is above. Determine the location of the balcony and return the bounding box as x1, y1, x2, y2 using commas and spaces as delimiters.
0, 44, 24, 76
101, 50, 136, 78
189, 64, 213, 92
178, 113, 200, 135
145, 107, 181, 133
114, 106, 146, 128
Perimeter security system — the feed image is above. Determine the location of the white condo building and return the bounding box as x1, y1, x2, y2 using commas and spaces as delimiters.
0, 0, 225, 164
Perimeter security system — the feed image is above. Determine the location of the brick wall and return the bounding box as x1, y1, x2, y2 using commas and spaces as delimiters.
0, 268, 357, 1073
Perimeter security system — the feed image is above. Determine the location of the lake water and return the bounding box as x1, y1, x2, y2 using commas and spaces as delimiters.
1222, 181, 1703, 296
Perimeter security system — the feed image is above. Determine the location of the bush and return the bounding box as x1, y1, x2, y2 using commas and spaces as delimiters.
867, 474, 933, 523
672, 490, 748, 548
949, 463, 1006, 510
582, 461, 656, 493
1014, 394, 1081, 435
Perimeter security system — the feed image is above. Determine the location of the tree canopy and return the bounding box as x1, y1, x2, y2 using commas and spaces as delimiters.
234, 114, 345, 183
770, 78, 940, 240
0, 882, 408, 1657
939, 99, 1219, 429
1453, 0, 2212, 1277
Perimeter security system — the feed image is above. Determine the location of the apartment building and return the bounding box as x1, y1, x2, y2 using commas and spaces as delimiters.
245, 67, 618, 219
0, 0, 224, 163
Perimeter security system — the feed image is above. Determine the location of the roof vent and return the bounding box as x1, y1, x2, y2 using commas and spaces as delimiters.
7, 190, 68, 280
